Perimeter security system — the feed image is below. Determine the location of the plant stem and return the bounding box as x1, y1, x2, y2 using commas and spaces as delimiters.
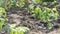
0, 23, 3, 31
46, 22, 52, 29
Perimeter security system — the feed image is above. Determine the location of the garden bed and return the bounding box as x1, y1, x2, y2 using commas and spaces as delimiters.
0, 1, 60, 34
5, 5, 60, 34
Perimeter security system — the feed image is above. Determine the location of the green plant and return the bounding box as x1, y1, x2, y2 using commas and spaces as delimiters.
31, 0, 42, 4
6, 0, 17, 9
30, 0, 56, 4
16, 0, 27, 8
5, 24, 29, 34
0, 7, 6, 31
0, 0, 17, 10
30, 6, 59, 29
0, 0, 5, 8
42, 0, 56, 2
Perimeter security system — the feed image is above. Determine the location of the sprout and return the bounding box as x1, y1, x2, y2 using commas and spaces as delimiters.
0, 7, 6, 31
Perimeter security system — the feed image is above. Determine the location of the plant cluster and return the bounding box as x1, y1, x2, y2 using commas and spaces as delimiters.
28, 0, 59, 29
5, 24, 29, 34
31, 6, 58, 29
17, 0, 28, 8
0, 0, 17, 9
6, 0, 17, 9
0, 7, 6, 31
0, 0, 5, 8
29, 0, 56, 4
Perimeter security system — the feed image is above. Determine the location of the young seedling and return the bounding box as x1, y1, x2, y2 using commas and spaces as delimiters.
17, 0, 27, 8
5, 24, 29, 34
30, 6, 59, 29
0, 7, 6, 31
6, 0, 17, 9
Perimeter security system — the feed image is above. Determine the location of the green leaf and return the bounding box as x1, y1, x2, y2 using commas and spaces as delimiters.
0, 23, 3, 31
46, 22, 52, 29
0, 18, 5, 23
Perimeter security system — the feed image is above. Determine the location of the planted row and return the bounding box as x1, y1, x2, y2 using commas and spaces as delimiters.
29, 4, 59, 29
0, 7, 6, 31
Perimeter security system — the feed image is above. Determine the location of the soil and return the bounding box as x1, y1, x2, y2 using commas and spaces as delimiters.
1, 2, 60, 34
